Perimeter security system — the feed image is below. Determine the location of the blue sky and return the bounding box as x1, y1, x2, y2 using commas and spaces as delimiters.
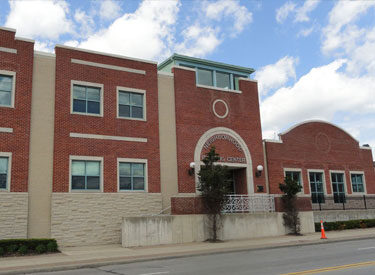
1, 0, 375, 156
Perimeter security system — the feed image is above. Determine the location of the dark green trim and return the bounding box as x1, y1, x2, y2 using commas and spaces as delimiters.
158, 53, 255, 74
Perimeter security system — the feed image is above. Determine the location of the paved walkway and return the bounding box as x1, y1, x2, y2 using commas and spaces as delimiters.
1, 228, 375, 274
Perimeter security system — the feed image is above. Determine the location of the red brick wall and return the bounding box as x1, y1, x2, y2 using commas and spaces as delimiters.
172, 67, 266, 194
265, 122, 375, 195
0, 29, 34, 192
53, 47, 160, 193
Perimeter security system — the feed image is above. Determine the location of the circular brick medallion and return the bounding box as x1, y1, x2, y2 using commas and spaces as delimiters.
212, 99, 229, 119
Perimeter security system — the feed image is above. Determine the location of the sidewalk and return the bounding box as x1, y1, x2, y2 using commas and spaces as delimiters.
1, 228, 375, 274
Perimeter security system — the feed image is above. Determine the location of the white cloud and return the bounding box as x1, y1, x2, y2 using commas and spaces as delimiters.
255, 56, 298, 96
74, 9, 95, 38
99, 0, 122, 21
174, 25, 221, 57
260, 60, 375, 140
322, 1, 375, 54
5, 0, 73, 40
34, 41, 54, 53
276, 1, 296, 23
298, 26, 314, 37
77, 0, 180, 61
294, 0, 320, 23
205, 0, 252, 35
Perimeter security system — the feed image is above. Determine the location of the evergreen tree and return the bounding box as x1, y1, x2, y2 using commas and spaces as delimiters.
279, 176, 302, 235
198, 147, 231, 242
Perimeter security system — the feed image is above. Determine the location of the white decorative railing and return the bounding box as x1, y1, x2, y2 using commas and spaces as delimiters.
222, 194, 275, 213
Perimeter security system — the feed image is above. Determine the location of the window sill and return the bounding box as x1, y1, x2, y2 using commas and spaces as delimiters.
71, 112, 103, 117
196, 84, 242, 94
70, 190, 103, 193
117, 116, 147, 122
0, 104, 14, 108
0, 189, 10, 192
118, 190, 147, 193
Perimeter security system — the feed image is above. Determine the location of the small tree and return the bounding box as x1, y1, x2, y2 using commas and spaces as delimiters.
198, 146, 231, 242
279, 176, 302, 235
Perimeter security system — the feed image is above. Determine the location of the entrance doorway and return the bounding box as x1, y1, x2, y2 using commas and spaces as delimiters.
227, 167, 246, 194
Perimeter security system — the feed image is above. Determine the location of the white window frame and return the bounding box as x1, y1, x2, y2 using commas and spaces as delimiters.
117, 158, 148, 192
0, 152, 12, 192
69, 155, 104, 192
329, 170, 347, 197
71, 80, 104, 117
283, 168, 304, 194
349, 171, 367, 195
307, 169, 327, 196
116, 86, 146, 121
0, 70, 16, 108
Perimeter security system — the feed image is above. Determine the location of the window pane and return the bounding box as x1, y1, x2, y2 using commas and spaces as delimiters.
87, 87, 100, 101
0, 91, 11, 106
72, 161, 85, 176
131, 106, 143, 119
216, 72, 230, 89
119, 105, 130, 117
87, 176, 100, 189
73, 86, 86, 99
72, 176, 85, 189
0, 75, 12, 91
0, 174, 6, 189
133, 177, 144, 190
73, 99, 86, 113
87, 101, 100, 114
131, 93, 143, 106
86, 161, 100, 176
197, 68, 213, 86
119, 163, 131, 176
0, 157, 8, 173
120, 177, 131, 190
119, 92, 130, 105
133, 164, 144, 177
358, 184, 364, 192
233, 75, 241, 90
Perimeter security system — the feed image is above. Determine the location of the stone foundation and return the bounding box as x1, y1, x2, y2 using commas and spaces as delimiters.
0, 193, 28, 239
51, 193, 162, 246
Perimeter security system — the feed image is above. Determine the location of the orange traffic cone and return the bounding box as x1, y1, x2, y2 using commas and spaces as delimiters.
320, 220, 327, 239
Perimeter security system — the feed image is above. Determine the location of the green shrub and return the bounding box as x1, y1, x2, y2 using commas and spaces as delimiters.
0, 247, 4, 256
315, 218, 375, 232
46, 241, 58, 252
7, 244, 18, 253
35, 244, 46, 254
18, 245, 28, 255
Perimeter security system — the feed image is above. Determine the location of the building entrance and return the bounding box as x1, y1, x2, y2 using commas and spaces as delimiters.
227, 167, 246, 194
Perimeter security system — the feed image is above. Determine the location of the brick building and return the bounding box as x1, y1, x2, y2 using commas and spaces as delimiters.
0, 26, 374, 246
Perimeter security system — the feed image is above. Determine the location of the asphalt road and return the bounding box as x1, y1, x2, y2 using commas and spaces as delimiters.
28, 238, 375, 275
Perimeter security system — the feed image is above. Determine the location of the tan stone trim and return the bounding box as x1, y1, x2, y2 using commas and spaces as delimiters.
0, 47, 17, 54
71, 59, 146, 75
70, 132, 147, 143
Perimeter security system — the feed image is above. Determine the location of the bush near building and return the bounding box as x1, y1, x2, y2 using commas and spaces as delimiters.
0, 239, 58, 257
315, 219, 375, 232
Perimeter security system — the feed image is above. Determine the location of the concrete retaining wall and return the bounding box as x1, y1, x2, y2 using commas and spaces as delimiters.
314, 209, 375, 223
51, 193, 162, 246
0, 193, 28, 239
122, 212, 315, 247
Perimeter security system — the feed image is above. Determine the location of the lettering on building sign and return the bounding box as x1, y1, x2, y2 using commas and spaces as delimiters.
203, 134, 242, 152
201, 155, 246, 163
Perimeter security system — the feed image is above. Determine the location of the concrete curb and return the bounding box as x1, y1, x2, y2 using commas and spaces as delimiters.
1, 234, 375, 275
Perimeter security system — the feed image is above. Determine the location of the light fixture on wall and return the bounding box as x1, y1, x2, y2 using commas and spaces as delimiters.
188, 162, 195, 176
255, 165, 263, 177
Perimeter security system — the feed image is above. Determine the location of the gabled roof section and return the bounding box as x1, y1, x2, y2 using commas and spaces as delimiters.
158, 53, 255, 75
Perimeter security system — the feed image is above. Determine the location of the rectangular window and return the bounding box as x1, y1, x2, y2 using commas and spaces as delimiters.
351, 173, 365, 193
233, 75, 242, 90
71, 160, 101, 190
119, 162, 145, 191
285, 171, 302, 187
118, 91, 144, 119
331, 172, 346, 203
0, 157, 9, 189
309, 172, 325, 203
0, 74, 13, 107
72, 84, 101, 115
216, 71, 230, 89
197, 68, 213, 86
